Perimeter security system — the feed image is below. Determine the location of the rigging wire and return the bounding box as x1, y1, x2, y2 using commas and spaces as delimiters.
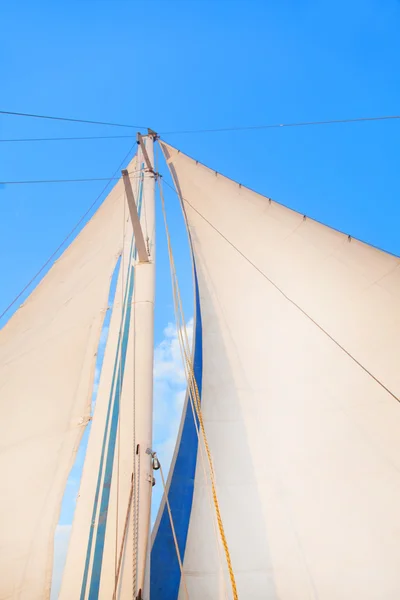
161, 177, 400, 406
0, 135, 136, 143
0, 110, 399, 141
0, 109, 145, 129
160, 114, 400, 134
0, 171, 140, 185
0, 143, 138, 323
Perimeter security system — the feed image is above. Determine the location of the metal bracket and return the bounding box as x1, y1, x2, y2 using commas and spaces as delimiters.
121, 170, 149, 263
137, 132, 155, 174
147, 127, 158, 140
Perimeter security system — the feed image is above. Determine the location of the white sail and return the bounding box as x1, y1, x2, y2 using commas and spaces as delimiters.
0, 154, 137, 600
152, 141, 400, 599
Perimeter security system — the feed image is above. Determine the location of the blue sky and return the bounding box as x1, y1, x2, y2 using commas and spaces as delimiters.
1, 0, 400, 321
1, 0, 399, 595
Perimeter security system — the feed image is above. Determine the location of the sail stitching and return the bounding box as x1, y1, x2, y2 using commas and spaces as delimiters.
163, 177, 400, 406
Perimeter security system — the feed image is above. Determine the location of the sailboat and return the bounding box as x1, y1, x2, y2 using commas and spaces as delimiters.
1, 129, 400, 600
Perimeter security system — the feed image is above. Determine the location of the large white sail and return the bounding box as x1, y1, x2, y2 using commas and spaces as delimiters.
152, 141, 400, 599
0, 154, 137, 599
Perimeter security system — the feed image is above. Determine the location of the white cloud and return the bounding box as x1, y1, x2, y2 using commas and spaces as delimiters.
151, 319, 193, 522
153, 320, 192, 385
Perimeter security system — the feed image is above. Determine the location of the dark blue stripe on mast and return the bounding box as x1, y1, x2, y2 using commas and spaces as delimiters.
150, 264, 203, 599
80, 169, 144, 600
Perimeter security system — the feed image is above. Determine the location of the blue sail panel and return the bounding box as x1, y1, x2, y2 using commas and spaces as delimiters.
150, 265, 203, 599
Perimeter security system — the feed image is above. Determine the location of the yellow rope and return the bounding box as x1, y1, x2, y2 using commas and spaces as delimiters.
158, 177, 239, 600
170, 265, 231, 600
156, 170, 229, 600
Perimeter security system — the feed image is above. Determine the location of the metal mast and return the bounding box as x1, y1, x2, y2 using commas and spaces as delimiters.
123, 129, 157, 599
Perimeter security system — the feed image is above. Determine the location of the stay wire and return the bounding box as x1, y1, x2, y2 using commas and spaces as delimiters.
0, 170, 141, 185
161, 177, 400, 405
0, 112, 399, 143
160, 114, 400, 135
0, 135, 136, 143
0, 143, 138, 323
0, 109, 145, 129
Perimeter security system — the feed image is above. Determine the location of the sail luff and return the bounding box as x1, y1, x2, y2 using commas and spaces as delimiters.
152, 141, 400, 600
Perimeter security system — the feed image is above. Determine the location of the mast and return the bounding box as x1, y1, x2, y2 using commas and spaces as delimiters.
133, 130, 156, 599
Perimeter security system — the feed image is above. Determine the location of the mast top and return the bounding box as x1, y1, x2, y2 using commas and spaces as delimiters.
137, 130, 158, 177
147, 128, 158, 139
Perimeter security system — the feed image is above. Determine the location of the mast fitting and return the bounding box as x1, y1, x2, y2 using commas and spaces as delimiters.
121, 170, 149, 263
137, 131, 160, 178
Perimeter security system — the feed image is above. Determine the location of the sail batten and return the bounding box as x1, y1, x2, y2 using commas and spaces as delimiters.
153, 141, 400, 600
